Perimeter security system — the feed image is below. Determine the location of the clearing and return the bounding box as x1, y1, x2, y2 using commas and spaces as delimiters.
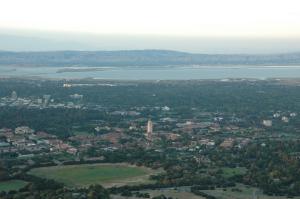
28, 163, 159, 188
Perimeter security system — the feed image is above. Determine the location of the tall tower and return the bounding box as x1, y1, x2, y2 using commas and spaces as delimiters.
43, 95, 51, 107
146, 120, 153, 142
11, 91, 17, 100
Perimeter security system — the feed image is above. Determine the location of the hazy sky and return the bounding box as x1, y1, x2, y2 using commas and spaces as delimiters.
1, 0, 300, 37
0, 0, 300, 53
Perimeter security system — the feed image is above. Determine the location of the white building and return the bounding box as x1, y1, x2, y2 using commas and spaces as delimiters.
162, 106, 170, 111
290, 113, 297, 117
15, 126, 34, 135
282, 116, 289, 123
273, 113, 281, 118
63, 84, 72, 88
262, 120, 272, 127
70, 94, 83, 100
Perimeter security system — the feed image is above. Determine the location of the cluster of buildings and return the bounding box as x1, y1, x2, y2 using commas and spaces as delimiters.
0, 126, 77, 157
137, 117, 252, 151
1, 89, 298, 166
262, 111, 297, 127
0, 91, 84, 109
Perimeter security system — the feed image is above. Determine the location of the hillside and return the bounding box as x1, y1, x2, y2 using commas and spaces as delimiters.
1, 50, 300, 67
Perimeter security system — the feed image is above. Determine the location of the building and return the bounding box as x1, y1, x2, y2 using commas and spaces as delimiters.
220, 138, 235, 149
37, 98, 43, 104
162, 106, 170, 111
70, 94, 83, 100
63, 83, 72, 88
262, 120, 272, 127
282, 116, 289, 123
273, 113, 281, 118
15, 126, 34, 135
290, 112, 297, 117
165, 133, 181, 141
199, 139, 215, 146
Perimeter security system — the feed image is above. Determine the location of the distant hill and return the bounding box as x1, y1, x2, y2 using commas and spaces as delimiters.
1, 50, 300, 67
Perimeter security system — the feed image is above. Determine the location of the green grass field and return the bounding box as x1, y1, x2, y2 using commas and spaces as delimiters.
0, 180, 28, 192
221, 167, 247, 178
28, 163, 157, 187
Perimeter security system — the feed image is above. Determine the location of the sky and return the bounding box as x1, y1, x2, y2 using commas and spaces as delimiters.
0, 0, 300, 53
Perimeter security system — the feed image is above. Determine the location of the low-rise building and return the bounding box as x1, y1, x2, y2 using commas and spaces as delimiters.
262, 120, 272, 127
15, 126, 34, 135
220, 138, 235, 149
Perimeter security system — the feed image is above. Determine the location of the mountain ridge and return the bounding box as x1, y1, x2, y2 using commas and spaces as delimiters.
1, 50, 300, 67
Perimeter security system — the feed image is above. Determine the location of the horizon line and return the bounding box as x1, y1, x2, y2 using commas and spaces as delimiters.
1, 49, 300, 56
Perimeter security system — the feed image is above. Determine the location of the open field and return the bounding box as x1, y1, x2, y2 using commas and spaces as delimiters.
203, 184, 300, 199
201, 167, 247, 178
112, 189, 205, 199
221, 167, 247, 178
28, 163, 159, 188
144, 189, 205, 199
0, 180, 28, 192
113, 184, 300, 199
